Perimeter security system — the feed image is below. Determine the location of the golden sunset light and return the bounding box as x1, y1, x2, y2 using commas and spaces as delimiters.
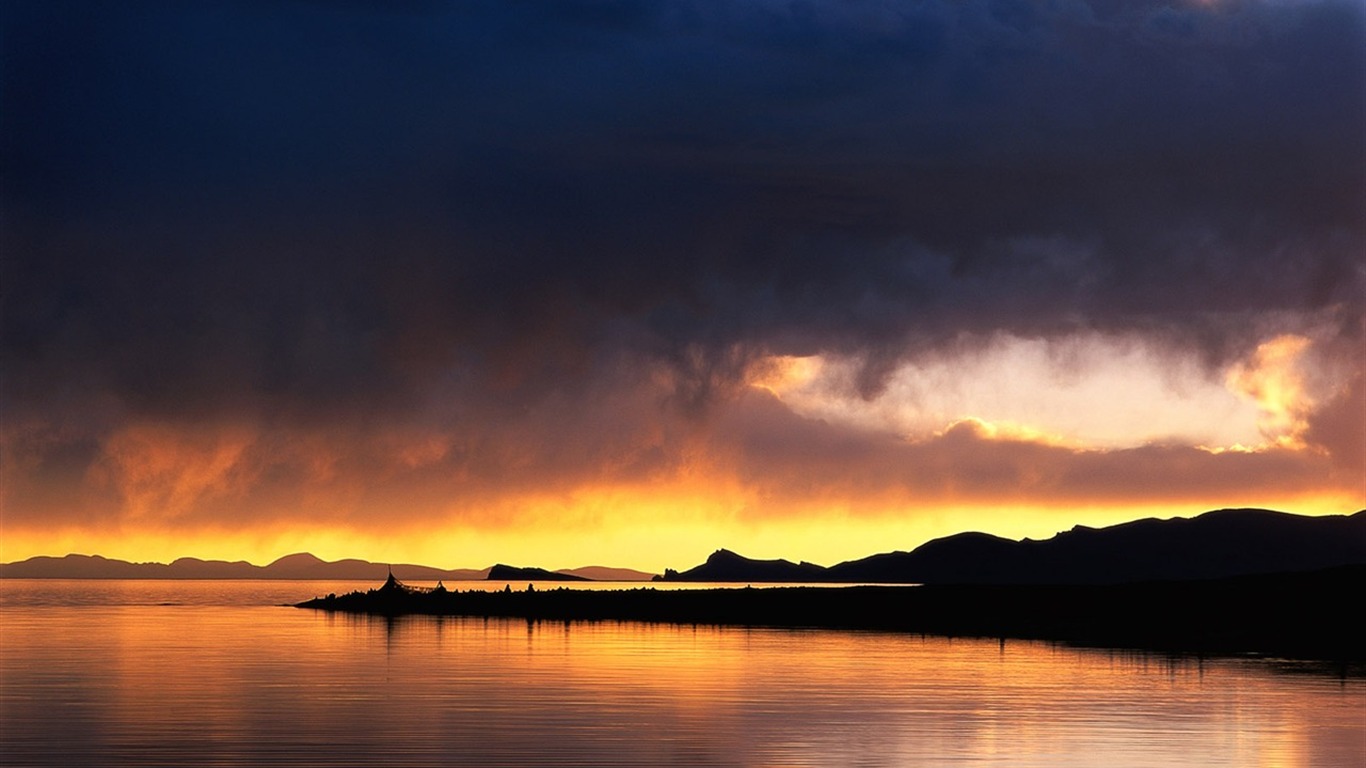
3, 1, 1364, 764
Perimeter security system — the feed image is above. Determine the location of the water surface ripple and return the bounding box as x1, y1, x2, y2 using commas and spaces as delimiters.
2, 580, 1361, 767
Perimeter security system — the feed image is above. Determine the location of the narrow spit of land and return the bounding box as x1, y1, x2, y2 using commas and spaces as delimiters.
298, 565, 1366, 663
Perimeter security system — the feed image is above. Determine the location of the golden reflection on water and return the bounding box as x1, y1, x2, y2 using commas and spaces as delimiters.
1, 581, 1362, 767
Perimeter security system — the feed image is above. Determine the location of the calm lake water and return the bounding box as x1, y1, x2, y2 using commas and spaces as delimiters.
1, 580, 1362, 767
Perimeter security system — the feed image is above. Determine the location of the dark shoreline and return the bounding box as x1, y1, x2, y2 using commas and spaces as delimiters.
298, 565, 1366, 664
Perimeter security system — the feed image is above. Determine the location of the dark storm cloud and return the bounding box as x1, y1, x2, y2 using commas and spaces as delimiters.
3, 0, 1363, 424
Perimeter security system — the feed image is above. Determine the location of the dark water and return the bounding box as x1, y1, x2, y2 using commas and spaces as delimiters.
1, 580, 1361, 767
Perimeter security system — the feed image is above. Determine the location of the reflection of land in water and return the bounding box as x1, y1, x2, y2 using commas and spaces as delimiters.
4, 579, 1364, 768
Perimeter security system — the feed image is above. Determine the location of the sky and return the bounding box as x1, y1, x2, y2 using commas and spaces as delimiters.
2, 0, 1363, 572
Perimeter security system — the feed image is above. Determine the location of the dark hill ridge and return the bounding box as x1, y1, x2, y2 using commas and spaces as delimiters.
0, 552, 658, 581
661, 508, 1366, 585
487, 564, 589, 581
662, 549, 827, 582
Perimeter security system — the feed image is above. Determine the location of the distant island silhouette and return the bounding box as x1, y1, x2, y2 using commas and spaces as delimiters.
486, 564, 590, 581
292, 508, 1366, 663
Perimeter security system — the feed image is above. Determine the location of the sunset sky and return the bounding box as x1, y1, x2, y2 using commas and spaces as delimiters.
2, 0, 1362, 572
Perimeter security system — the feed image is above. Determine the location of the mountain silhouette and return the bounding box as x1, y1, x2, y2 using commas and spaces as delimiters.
661, 508, 1366, 584
7, 508, 1361, 584
0, 552, 659, 581
556, 566, 657, 581
487, 564, 590, 581
0, 553, 490, 580
663, 549, 828, 582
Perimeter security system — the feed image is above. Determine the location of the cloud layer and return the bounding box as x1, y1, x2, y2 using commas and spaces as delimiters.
3, 0, 1362, 564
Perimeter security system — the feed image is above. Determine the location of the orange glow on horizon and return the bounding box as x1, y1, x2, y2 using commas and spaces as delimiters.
3, 331, 1359, 574
3, 492, 1356, 574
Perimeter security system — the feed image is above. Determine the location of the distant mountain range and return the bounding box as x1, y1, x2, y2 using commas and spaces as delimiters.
659, 508, 1366, 584
0, 552, 655, 582
6, 508, 1362, 585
